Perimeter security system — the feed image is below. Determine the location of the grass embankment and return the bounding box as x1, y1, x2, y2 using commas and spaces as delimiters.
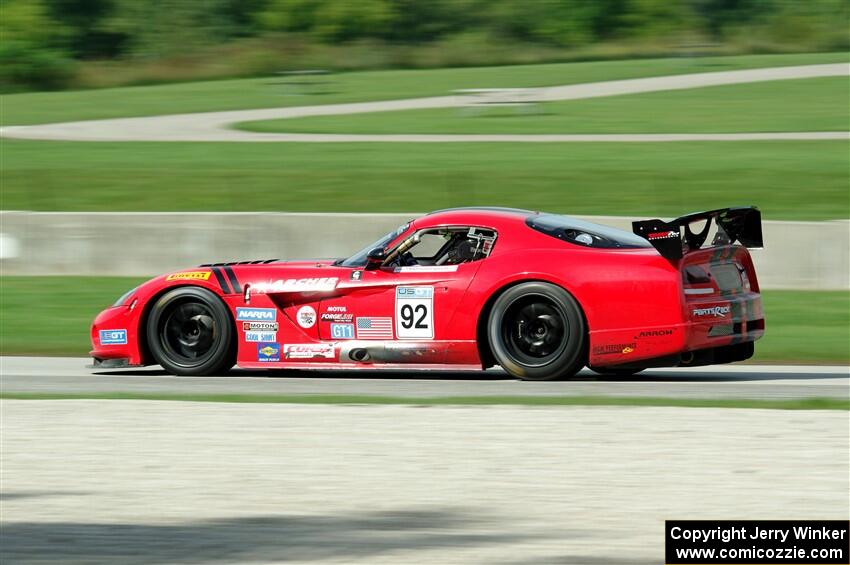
0, 277, 847, 364
2, 52, 846, 126
240, 77, 849, 134
3, 141, 848, 220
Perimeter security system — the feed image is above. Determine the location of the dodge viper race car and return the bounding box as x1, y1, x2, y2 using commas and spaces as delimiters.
91, 206, 765, 380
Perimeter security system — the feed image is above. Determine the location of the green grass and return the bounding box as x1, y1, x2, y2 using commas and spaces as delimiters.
240, 77, 849, 134
1, 392, 847, 410
2, 140, 847, 220
1, 276, 847, 364
2, 52, 846, 126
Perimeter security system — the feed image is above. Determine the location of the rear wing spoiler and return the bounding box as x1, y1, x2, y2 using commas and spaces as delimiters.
632, 206, 763, 260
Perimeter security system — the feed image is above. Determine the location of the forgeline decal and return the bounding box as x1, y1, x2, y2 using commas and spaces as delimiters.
242, 321, 278, 332
634, 329, 675, 339
647, 231, 678, 240
236, 308, 277, 322
252, 277, 338, 294
296, 305, 317, 328
593, 343, 637, 355
321, 313, 354, 322
284, 343, 335, 359
257, 343, 281, 362
99, 329, 127, 345
692, 305, 731, 317
321, 306, 353, 322
165, 271, 212, 281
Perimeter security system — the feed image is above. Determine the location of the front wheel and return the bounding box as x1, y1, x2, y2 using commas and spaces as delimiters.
487, 282, 586, 381
146, 286, 235, 376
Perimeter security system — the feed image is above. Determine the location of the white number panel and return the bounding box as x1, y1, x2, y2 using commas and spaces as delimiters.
395, 286, 434, 339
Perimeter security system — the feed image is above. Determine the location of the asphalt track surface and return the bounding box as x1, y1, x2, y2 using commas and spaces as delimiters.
2, 356, 847, 399
1, 63, 847, 142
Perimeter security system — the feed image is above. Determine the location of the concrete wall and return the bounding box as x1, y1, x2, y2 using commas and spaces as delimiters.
1, 211, 847, 290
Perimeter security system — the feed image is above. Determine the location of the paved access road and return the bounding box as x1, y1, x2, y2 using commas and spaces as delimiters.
2, 400, 847, 564
1, 63, 846, 142
1, 356, 847, 400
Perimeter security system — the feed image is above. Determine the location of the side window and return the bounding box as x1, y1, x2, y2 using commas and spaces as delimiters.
401, 227, 497, 266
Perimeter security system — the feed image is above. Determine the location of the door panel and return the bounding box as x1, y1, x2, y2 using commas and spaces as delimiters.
318, 262, 481, 343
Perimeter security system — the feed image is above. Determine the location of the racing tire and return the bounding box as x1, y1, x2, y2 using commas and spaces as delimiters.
146, 286, 235, 376
487, 282, 586, 381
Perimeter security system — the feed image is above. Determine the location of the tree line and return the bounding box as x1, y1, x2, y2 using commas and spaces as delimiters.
2, 0, 847, 91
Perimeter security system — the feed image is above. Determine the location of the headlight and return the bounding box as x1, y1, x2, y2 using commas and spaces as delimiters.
112, 287, 138, 307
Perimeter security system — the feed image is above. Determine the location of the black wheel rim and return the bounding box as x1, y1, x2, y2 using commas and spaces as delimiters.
501, 293, 570, 368
159, 299, 218, 365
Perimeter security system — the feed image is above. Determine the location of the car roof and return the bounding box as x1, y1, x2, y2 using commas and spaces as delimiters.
416, 207, 537, 229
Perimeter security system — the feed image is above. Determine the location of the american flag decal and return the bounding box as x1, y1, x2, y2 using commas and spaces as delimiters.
356, 317, 393, 339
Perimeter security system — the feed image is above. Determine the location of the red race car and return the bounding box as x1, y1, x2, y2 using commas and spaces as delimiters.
91, 206, 765, 380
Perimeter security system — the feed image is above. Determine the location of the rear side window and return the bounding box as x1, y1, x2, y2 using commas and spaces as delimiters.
526, 215, 651, 249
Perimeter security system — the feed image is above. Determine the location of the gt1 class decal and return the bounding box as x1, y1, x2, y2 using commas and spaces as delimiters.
393, 265, 458, 273
331, 323, 355, 339
296, 305, 317, 328
283, 343, 335, 359
257, 343, 281, 362
242, 321, 278, 331
165, 271, 211, 281
692, 305, 731, 317
395, 286, 434, 339
99, 329, 127, 345
236, 308, 277, 322
245, 331, 277, 343
252, 277, 338, 294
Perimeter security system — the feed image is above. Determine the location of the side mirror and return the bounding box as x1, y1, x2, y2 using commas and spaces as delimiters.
365, 247, 386, 270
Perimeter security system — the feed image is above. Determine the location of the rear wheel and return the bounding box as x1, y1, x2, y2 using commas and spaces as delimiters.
487, 282, 586, 381
146, 287, 235, 376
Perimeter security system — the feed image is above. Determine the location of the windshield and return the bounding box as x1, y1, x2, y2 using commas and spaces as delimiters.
337, 222, 411, 267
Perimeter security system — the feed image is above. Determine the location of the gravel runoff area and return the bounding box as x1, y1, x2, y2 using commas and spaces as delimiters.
0, 63, 846, 142
1, 400, 847, 564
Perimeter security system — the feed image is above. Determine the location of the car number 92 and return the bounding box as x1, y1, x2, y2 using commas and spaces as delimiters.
395, 286, 434, 339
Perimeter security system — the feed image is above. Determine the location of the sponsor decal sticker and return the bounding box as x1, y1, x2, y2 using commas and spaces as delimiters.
593, 343, 637, 356
99, 329, 127, 345
284, 343, 335, 359
350, 270, 363, 281
692, 305, 731, 317
321, 313, 354, 322
236, 307, 277, 321
242, 321, 278, 332
257, 343, 280, 362
634, 329, 675, 339
252, 277, 338, 294
297, 305, 317, 328
165, 271, 211, 281
331, 323, 355, 339
647, 231, 678, 240
245, 331, 277, 343
356, 317, 394, 340
395, 286, 434, 339
393, 265, 458, 273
